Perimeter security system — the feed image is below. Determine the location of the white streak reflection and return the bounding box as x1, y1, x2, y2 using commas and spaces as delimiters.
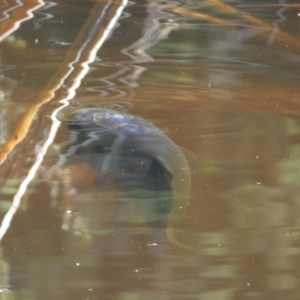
0, 1, 22, 22
0, 0, 128, 242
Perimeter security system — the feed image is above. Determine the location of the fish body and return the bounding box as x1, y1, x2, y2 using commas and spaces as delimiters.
64, 108, 191, 247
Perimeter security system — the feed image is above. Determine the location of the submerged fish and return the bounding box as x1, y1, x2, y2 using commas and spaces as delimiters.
61, 108, 192, 249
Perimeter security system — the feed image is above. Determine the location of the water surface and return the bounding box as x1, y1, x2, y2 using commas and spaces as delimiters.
0, 0, 300, 299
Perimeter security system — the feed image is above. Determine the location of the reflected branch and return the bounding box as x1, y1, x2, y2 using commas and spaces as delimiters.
0, 0, 45, 42
0, 0, 128, 242
124, 3, 182, 62
152, 3, 233, 27
0, 0, 127, 165
205, 0, 300, 50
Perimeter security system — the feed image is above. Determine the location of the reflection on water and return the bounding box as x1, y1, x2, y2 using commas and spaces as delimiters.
0, 0, 299, 299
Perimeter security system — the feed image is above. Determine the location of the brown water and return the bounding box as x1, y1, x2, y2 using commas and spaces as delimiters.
0, 0, 300, 299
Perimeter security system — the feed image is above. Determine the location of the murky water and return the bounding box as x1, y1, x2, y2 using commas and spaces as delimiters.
0, 0, 300, 299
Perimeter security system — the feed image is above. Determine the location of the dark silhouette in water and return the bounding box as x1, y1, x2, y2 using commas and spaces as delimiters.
60, 108, 191, 249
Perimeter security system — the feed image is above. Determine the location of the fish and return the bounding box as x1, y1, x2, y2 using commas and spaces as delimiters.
60, 108, 192, 250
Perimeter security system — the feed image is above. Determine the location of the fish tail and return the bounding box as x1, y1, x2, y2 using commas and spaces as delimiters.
166, 225, 195, 251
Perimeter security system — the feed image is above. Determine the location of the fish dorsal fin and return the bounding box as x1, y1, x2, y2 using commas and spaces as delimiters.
100, 134, 125, 176
179, 146, 197, 162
